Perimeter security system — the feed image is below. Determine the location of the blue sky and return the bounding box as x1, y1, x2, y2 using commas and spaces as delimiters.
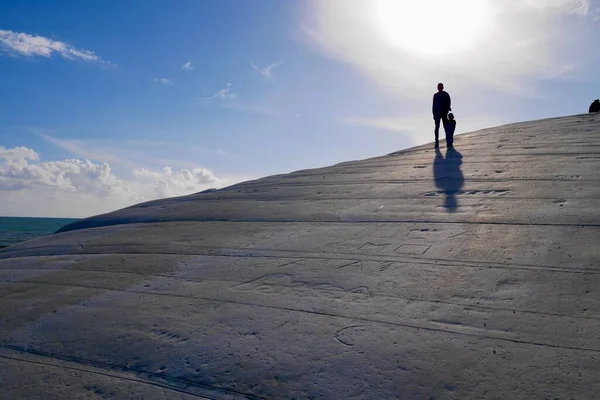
1, 0, 599, 217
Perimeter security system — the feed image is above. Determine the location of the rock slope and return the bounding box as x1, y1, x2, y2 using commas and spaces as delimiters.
1, 113, 600, 399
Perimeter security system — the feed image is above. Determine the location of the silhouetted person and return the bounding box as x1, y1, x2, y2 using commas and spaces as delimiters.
433, 147, 463, 212
446, 113, 456, 147
589, 99, 600, 113
432, 83, 451, 148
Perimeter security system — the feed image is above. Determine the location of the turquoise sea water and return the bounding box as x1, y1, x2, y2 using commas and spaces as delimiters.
0, 217, 79, 248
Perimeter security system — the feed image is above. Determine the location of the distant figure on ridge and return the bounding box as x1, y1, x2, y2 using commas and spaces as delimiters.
589, 99, 600, 113
432, 82, 452, 148
446, 113, 456, 148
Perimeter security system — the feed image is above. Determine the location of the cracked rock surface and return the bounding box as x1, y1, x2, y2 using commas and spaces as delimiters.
1, 113, 600, 399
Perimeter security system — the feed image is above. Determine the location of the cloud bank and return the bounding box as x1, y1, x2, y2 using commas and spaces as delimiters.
0, 146, 233, 218
0, 29, 107, 63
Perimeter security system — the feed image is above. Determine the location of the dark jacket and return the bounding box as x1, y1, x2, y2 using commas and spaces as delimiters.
589, 100, 600, 113
433, 91, 451, 116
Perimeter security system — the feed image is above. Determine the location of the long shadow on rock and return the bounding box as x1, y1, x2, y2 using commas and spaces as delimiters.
433, 147, 464, 212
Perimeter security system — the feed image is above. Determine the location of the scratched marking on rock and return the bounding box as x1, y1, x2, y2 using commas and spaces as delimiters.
357, 242, 390, 253
448, 231, 481, 239
334, 325, 367, 347
276, 259, 306, 269
406, 228, 443, 240
232, 274, 372, 303
394, 244, 431, 255
334, 260, 362, 271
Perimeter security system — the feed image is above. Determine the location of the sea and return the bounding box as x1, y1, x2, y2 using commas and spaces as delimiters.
0, 217, 79, 248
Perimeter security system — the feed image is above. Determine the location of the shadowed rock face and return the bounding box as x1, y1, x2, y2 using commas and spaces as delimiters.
2, 113, 600, 399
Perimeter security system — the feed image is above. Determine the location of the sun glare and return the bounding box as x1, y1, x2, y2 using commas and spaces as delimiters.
375, 0, 489, 57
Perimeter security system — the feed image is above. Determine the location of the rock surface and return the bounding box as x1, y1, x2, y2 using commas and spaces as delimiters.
1, 113, 600, 399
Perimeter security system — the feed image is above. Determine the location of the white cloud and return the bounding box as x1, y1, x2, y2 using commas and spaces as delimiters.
252, 60, 284, 79
182, 60, 194, 71
0, 146, 38, 167
305, 0, 595, 96
152, 78, 173, 85
199, 83, 280, 115
0, 145, 240, 218
0, 146, 121, 194
201, 84, 239, 102
0, 29, 107, 63
132, 166, 223, 198
213, 88, 237, 100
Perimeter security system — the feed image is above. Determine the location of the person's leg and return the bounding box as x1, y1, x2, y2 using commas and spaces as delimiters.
442, 114, 449, 145
433, 115, 441, 146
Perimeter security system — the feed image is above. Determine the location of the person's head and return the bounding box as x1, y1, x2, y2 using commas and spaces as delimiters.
437, 83, 444, 92
448, 112, 454, 120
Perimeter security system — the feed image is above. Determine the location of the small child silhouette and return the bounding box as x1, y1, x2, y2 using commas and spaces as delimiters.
446, 113, 456, 148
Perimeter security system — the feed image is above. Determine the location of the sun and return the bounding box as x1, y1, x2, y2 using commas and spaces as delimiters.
375, 0, 490, 57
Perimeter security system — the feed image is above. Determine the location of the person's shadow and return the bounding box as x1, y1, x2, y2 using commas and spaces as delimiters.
433, 147, 464, 212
